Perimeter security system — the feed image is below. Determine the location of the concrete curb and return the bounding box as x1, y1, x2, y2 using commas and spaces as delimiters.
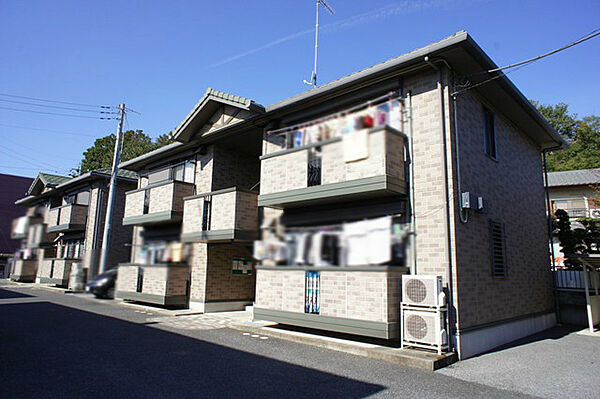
229, 322, 457, 371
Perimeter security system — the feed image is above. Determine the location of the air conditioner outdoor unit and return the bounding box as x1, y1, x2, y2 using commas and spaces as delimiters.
402, 275, 445, 307
590, 209, 600, 219
402, 308, 447, 346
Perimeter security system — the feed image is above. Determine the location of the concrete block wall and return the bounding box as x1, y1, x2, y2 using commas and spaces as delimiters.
452, 91, 554, 329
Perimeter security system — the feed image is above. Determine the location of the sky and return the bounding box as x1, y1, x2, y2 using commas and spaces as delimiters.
0, 0, 599, 178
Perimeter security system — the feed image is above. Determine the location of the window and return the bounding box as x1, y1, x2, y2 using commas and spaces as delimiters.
76, 191, 90, 205
489, 220, 507, 278
147, 168, 170, 184
146, 160, 195, 185
483, 107, 497, 159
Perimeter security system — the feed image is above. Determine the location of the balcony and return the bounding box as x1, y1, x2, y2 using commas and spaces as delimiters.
38, 258, 80, 286
46, 204, 88, 233
259, 125, 408, 208
181, 187, 259, 243
123, 180, 195, 226
11, 216, 29, 239
10, 259, 38, 282
115, 263, 189, 306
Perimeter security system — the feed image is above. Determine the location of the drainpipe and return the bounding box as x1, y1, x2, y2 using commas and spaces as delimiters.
542, 146, 562, 324
424, 56, 456, 352
406, 91, 417, 276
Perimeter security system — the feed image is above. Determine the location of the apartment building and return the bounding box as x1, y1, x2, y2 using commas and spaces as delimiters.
113, 31, 563, 359
115, 89, 263, 311
548, 168, 600, 219
10, 173, 71, 282
12, 169, 136, 286
251, 31, 564, 359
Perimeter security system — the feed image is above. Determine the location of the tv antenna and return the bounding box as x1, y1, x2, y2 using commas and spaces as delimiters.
303, 0, 335, 88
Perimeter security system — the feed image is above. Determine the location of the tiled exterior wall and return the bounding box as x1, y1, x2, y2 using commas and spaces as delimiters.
235, 191, 259, 232
12, 259, 37, 278
142, 266, 188, 297
204, 244, 255, 302
255, 269, 405, 323
116, 265, 140, 292
260, 150, 308, 195
52, 259, 77, 281
452, 91, 554, 329
182, 198, 203, 235
212, 146, 260, 191
38, 259, 53, 279
189, 243, 255, 303
195, 148, 214, 193
210, 191, 236, 230
149, 183, 174, 213
124, 190, 144, 218
106, 182, 135, 271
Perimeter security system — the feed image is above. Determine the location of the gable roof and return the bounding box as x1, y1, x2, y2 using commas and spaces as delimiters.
266, 30, 564, 150
54, 168, 138, 190
548, 168, 600, 187
27, 172, 72, 196
172, 87, 265, 142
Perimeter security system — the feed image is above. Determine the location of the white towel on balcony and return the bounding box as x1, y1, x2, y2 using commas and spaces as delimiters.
342, 128, 369, 163
343, 216, 391, 265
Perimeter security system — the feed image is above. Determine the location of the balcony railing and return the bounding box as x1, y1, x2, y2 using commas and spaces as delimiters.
259, 125, 408, 208
115, 263, 189, 306
46, 204, 88, 233
181, 187, 259, 243
555, 208, 591, 219
123, 180, 195, 226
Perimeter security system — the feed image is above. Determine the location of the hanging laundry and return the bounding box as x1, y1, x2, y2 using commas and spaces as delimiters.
343, 219, 370, 266
342, 128, 369, 162
364, 216, 392, 264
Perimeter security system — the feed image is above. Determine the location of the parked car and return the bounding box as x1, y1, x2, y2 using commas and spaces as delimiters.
86, 268, 117, 299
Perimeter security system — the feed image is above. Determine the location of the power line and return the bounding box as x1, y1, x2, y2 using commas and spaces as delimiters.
0, 106, 117, 119
0, 123, 98, 138
486, 28, 600, 75
0, 98, 118, 114
0, 92, 115, 109
453, 27, 600, 96
0, 165, 65, 172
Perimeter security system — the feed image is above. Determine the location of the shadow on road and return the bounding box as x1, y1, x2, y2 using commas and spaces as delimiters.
0, 301, 386, 398
0, 288, 33, 299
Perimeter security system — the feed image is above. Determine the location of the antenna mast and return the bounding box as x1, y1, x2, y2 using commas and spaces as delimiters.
303, 0, 334, 88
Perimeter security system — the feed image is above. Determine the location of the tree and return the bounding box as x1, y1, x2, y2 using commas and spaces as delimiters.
78, 130, 174, 174
533, 101, 600, 172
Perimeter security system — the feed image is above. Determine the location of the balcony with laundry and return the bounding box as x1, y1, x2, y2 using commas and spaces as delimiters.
122, 161, 196, 226
181, 187, 259, 243
46, 203, 88, 233
259, 94, 408, 209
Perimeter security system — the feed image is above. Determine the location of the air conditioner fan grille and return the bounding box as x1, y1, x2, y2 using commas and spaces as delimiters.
405, 279, 427, 303
406, 314, 428, 340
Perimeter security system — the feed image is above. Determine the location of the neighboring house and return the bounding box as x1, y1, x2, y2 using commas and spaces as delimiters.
0, 173, 34, 277
12, 169, 137, 286
10, 173, 71, 282
113, 31, 564, 359
116, 88, 263, 311
548, 168, 600, 219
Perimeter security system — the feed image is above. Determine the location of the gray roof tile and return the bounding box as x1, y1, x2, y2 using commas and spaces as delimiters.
548, 168, 600, 187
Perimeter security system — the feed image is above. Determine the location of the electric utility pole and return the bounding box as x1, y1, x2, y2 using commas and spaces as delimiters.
303, 0, 335, 88
98, 103, 125, 274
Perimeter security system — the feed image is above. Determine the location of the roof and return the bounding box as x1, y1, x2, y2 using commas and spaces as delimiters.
54, 168, 138, 190
120, 31, 565, 170
267, 31, 564, 150
548, 168, 600, 187
25, 172, 72, 197
172, 87, 265, 142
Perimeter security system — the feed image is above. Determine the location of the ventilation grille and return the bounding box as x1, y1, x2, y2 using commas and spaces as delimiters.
403, 310, 437, 345
489, 220, 507, 278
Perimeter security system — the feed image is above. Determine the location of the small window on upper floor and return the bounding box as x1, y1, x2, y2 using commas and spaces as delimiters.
483, 107, 497, 159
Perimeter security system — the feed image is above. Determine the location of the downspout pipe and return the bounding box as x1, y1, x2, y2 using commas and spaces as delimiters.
424, 56, 456, 352
542, 145, 563, 324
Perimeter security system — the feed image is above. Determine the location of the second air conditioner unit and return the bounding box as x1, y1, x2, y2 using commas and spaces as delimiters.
402, 275, 445, 308
402, 308, 448, 350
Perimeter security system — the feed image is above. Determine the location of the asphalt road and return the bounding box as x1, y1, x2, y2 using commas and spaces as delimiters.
0, 282, 538, 398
